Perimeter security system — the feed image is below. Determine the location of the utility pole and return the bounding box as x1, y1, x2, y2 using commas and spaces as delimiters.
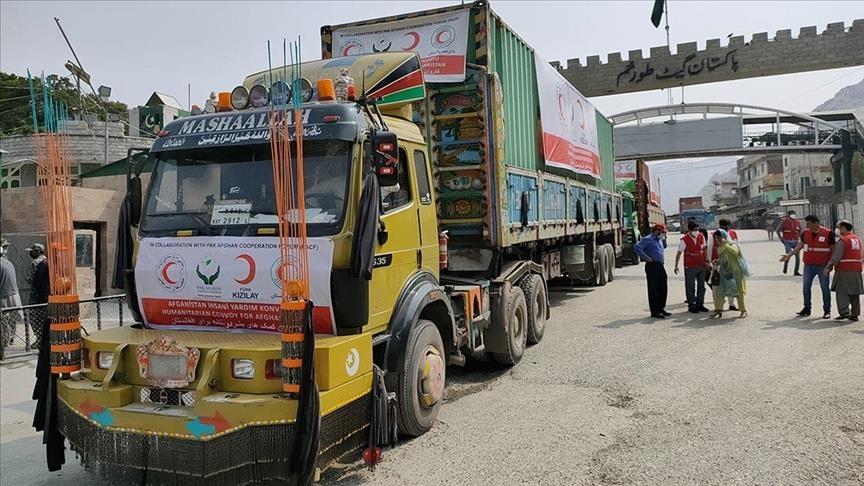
55, 17, 109, 165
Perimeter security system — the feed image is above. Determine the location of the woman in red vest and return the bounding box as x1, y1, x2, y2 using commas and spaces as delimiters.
781, 215, 834, 318
824, 220, 864, 321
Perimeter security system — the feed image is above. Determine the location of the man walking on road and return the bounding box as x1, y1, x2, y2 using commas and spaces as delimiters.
824, 220, 863, 321
634, 224, 670, 319
26, 243, 46, 302
778, 210, 802, 276
675, 220, 709, 313
781, 215, 834, 318
1, 239, 24, 347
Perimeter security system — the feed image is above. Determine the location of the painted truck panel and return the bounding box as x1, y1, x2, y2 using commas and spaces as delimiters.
321, 2, 620, 249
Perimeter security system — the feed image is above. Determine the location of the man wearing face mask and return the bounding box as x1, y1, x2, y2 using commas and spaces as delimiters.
781, 215, 834, 318
634, 224, 670, 319
777, 210, 802, 276
823, 220, 863, 321
675, 220, 709, 313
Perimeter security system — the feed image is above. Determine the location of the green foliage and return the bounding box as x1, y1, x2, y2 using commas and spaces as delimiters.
0, 71, 128, 136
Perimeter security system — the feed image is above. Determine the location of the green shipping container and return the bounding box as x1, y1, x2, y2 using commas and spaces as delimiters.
595, 111, 616, 192
486, 12, 542, 173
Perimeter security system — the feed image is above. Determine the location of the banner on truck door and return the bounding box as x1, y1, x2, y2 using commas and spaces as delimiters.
534, 55, 601, 178
135, 237, 336, 335
332, 10, 470, 83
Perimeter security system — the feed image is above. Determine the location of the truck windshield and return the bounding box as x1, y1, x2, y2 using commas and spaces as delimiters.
141, 140, 352, 237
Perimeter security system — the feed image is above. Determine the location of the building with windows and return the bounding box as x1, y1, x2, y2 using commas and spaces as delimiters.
782, 152, 833, 200
738, 154, 784, 205
0, 120, 151, 189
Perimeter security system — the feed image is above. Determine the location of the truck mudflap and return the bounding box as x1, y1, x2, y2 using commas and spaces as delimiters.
57, 393, 370, 485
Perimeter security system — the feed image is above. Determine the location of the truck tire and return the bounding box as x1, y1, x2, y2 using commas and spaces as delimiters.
596, 248, 608, 286
519, 273, 547, 345
396, 319, 446, 437
604, 244, 615, 282
493, 286, 528, 366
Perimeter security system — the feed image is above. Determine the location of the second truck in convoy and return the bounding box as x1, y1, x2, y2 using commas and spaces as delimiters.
53, 1, 632, 482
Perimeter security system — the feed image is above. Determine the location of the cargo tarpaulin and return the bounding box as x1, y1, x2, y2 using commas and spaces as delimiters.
331, 9, 470, 83
534, 55, 600, 178
134, 236, 336, 334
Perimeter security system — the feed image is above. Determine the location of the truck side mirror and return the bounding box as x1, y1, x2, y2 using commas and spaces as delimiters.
126, 148, 150, 226
370, 129, 399, 187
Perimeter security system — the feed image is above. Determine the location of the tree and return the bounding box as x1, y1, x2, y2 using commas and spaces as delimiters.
0, 71, 128, 136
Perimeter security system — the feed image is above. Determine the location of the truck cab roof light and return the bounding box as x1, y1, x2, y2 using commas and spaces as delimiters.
322, 115, 340, 123
216, 92, 232, 112
231, 86, 250, 110
271, 80, 291, 106
249, 84, 269, 108
317, 79, 336, 102
297, 78, 314, 103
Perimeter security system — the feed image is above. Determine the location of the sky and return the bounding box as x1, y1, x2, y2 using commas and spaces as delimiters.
2, 0, 863, 210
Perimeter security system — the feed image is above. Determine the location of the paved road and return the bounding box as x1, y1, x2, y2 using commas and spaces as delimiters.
3, 230, 863, 485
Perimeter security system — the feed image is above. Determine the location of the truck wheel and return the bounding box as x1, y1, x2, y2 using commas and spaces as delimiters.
604, 245, 615, 282
596, 249, 608, 286
493, 286, 528, 365
396, 319, 445, 437
519, 274, 547, 345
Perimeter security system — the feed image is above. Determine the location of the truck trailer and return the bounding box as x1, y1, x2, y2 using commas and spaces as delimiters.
51, 2, 623, 483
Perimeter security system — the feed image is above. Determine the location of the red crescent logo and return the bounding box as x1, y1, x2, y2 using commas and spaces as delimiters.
557, 93, 566, 120
435, 30, 449, 45
342, 43, 361, 56
234, 254, 256, 285
161, 262, 177, 285
576, 99, 586, 129
276, 262, 289, 282
403, 32, 420, 51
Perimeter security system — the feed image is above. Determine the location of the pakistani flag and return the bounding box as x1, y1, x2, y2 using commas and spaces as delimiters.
651, 0, 665, 27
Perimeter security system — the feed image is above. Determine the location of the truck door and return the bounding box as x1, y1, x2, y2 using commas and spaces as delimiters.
368, 146, 423, 330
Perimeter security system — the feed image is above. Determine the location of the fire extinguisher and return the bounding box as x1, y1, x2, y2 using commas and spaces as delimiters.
438, 231, 449, 270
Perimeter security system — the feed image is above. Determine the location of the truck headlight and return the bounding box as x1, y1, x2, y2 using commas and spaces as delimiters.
97, 351, 114, 370
231, 359, 255, 379
265, 359, 283, 380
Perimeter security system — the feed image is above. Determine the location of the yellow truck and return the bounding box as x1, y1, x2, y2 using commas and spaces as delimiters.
53, 2, 623, 483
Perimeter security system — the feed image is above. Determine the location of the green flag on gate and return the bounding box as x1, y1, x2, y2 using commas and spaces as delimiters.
651, 0, 665, 27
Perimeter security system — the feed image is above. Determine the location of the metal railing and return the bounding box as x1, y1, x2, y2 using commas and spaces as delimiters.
1, 294, 127, 361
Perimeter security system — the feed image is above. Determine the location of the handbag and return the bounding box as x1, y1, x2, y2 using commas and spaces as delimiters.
708, 268, 720, 286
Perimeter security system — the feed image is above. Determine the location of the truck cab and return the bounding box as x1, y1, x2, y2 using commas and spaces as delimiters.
58, 53, 459, 482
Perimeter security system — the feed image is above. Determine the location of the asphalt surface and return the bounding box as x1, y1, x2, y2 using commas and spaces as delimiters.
2, 230, 863, 485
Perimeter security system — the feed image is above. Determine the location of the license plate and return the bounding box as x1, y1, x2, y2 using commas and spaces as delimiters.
136, 336, 200, 388
210, 203, 252, 226
148, 354, 188, 382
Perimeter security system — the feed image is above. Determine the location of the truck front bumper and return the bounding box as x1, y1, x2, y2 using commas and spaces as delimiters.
57, 373, 371, 484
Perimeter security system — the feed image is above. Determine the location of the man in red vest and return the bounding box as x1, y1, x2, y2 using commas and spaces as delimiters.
824, 220, 864, 321
675, 220, 709, 313
777, 210, 802, 276
781, 215, 834, 318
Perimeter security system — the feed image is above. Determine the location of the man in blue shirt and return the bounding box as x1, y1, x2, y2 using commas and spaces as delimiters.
634, 224, 670, 319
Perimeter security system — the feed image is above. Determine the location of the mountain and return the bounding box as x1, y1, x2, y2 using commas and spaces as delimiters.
813, 76, 864, 112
